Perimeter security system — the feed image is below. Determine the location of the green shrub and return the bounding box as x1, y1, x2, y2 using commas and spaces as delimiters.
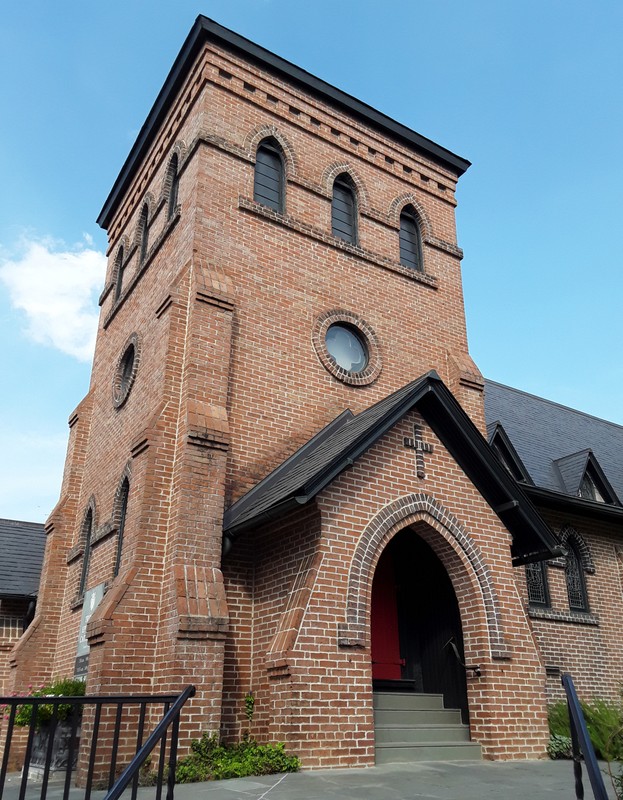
3, 678, 85, 729
175, 733, 300, 783
547, 733, 572, 760
548, 701, 571, 739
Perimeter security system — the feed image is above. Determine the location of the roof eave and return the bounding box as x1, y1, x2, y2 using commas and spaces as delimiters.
97, 16, 470, 229
525, 485, 623, 524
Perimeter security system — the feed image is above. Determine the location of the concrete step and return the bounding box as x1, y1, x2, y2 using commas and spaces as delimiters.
374, 707, 462, 725
375, 740, 483, 764
375, 723, 471, 744
373, 691, 445, 711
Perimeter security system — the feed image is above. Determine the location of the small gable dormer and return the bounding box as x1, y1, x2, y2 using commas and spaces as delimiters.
487, 422, 533, 484
554, 449, 619, 505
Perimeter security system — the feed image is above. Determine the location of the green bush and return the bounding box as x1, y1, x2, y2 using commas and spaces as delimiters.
175, 733, 300, 783
3, 677, 85, 729
548, 701, 571, 739
547, 733, 572, 760
547, 698, 623, 761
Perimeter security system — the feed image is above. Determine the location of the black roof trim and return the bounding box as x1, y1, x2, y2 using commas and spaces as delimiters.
97, 16, 470, 229
224, 372, 560, 565
488, 422, 534, 485
525, 484, 623, 524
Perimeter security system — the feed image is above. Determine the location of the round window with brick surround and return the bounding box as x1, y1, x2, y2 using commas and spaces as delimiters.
312, 310, 382, 386
113, 333, 141, 408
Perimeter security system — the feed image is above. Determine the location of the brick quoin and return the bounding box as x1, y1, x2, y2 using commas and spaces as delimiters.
11, 16, 602, 774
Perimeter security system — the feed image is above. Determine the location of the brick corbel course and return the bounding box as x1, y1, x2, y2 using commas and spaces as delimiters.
175, 565, 229, 640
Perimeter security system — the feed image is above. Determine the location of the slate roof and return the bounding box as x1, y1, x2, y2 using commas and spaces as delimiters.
0, 518, 46, 598
225, 372, 560, 564
484, 380, 623, 505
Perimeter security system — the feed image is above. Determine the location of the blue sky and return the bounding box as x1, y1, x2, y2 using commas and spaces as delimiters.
1, 1, 622, 522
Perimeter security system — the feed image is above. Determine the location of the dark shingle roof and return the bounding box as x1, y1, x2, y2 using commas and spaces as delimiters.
0, 519, 46, 597
225, 372, 560, 564
484, 380, 623, 502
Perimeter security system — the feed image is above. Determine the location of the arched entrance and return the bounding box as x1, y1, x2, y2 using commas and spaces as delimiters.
371, 528, 468, 722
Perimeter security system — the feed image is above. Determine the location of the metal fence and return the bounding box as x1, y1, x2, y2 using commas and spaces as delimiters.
0, 685, 195, 800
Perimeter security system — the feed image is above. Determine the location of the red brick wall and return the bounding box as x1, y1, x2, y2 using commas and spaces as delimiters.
9, 32, 555, 772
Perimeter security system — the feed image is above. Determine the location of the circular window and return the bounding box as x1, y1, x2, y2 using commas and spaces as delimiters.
312, 310, 382, 386
113, 333, 140, 408
325, 324, 368, 373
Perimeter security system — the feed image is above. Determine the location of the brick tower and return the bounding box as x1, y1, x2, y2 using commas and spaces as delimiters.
10, 17, 559, 767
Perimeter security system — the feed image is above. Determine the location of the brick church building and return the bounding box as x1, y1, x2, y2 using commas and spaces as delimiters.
9, 17, 623, 768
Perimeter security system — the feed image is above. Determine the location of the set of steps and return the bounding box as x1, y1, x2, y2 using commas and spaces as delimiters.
374, 691, 482, 763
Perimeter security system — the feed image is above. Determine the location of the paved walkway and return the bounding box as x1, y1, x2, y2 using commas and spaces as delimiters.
2, 760, 618, 799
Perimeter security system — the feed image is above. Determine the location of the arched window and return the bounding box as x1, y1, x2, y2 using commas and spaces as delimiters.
566, 539, 589, 611
331, 174, 357, 244
166, 153, 179, 219
253, 140, 284, 213
399, 206, 422, 271
114, 478, 130, 577
113, 246, 125, 301
79, 507, 94, 597
525, 561, 550, 607
138, 204, 149, 263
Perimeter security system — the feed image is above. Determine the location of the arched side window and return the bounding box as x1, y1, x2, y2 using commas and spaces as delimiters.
254, 140, 285, 213
399, 206, 423, 271
525, 561, 550, 607
138, 204, 149, 263
166, 153, 180, 219
114, 478, 130, 577
79, 507, 94, 597
566, 539, 589, 611
331, 174, 357, 244
113, 246, 125, 302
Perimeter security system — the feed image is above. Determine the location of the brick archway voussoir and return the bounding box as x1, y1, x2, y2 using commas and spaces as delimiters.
337, 493, 510, 660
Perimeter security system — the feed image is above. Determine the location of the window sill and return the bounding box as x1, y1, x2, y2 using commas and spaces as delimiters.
528, 606, 598, 626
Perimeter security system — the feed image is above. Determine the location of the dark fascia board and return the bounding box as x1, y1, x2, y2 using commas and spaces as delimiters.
585, 451, 621, 505
488, 422, 534, 485
525, 484, 623, 524
97, 16, 471, 229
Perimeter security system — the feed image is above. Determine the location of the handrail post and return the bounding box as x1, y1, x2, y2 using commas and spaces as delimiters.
561, 673, 609, 800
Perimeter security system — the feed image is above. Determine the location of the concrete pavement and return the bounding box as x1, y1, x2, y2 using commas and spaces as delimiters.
3, 759, 618, 799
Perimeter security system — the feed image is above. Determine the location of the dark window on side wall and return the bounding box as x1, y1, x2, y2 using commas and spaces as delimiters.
139, 204, 149, 263
566, 540, 589, 611
332, 176, 356, 243
254, 142, 284, 213
399, 208, 422, 271
79, 508, 93, 597
114, 479, 129, 577
525, 561, 550, 607
113, 246, 125, 301
167, 154, 179, 219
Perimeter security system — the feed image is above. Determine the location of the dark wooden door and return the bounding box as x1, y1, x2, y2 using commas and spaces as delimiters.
371, 531, 468, 722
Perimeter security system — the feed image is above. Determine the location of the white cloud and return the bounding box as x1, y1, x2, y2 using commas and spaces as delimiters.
0, 236, 106, 361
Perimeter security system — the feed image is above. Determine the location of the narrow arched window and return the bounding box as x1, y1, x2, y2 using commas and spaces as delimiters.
113, 246, 125, 302
332, 175, 356, 243
114, 478, 130, 577
566, 540, 589, 611
166, 153, 179, 219
139, 204, 149, 263
399, 207, 422, 271
254, 141, 284, 213
79, 508, 94, 597
525, 561, 550, 607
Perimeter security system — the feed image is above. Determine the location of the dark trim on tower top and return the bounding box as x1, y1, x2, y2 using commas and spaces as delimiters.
97, 16, 471, 229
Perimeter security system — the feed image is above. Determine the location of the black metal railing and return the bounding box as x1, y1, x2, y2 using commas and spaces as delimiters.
561, 672, 609, 800
0, 685, 195, 800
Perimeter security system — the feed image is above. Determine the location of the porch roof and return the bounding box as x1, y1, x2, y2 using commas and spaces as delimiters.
223, 372, 560, 565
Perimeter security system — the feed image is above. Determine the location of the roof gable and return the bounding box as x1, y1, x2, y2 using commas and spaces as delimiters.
484, 380, 623, 516
224, 372, 560, 565
488, 422, 533, 484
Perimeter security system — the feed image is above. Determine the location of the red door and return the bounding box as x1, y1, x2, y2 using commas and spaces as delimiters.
371, 551, 402, 680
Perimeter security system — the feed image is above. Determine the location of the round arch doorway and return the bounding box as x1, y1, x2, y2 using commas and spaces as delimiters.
371, 528, 469, 721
